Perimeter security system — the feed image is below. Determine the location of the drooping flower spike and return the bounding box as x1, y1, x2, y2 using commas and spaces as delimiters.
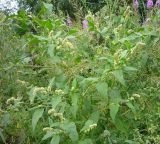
82, 19, 88, 29
133, 0, 139, 10
155, 0, 160, 7
147, 0, 154, 9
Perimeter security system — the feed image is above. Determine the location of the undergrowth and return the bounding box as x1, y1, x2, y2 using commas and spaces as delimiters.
0, 3, 160, 144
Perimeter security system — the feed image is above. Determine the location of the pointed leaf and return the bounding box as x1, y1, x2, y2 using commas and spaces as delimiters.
32, 108, 44, 132
126, 102, 136, 114
47, 44, 55, 58
112, 70, 125, 86
0, 130, 6, 144
124, 66, 137, 71
78, 139, 93, 144
43, 2, 53, 13
70, 93, 79, 118
80, 120, 94, 132
89, 111, 100, 123
109, 89, 121, 103
32, 35, 48, 41
51, 96, 62, 109
62, 122, 78, 142
42, 131, 54, 141
109, 103, 119, 122
96, 82, 108, 99
50, 135, 60, 144
115, 118, 128, 133
72, 78, 77, 89
28, 87, 37, 104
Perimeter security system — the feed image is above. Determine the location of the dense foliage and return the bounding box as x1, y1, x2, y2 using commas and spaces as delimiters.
0, 1, 160, 144
17, 0, 112, 20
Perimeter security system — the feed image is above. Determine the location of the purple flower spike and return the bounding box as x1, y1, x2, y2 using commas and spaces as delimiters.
133, 0, 139, 10
82, 19, 88, 29
66, 17, 73, 27
147, 0, 154, 9
155, 0, 160, 7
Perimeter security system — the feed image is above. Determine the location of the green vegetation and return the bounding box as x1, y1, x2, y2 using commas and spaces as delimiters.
0, 1, 160, 144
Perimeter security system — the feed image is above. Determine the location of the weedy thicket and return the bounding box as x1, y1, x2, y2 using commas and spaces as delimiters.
0, 2, 160, 144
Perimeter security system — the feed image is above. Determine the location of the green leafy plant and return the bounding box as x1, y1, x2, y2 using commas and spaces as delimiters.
0, 2, 160, 144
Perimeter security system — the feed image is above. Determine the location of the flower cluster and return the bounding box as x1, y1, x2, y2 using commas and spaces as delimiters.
155, 0, 160, 7
147, 0, 154, 9
48, 108, 65, 121
55, 89, 65, 95
66, 17, 73, 27
66, 17, 89, 29
133, 0, 160, 9
84, 124, 97, 133
133, 0, 139, 10
82, 19, 88, 29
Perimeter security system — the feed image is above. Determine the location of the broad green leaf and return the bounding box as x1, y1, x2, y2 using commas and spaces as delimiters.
124, 66, 137, 71
51, 96, 62, 109
48, 77, 55, 90
48, 117, 54, 127
120, 50, 128, 58
72, 78, 77, 89
47, 44, 55, 58
70, 105, 78, 118
68, 29, 78, 35
40, 19, 53, 30
54, 31, 62, 38
43, 2, 53, 13
78, 139, 93, 144
50, 135, 60, 144
89, 111, 100, 123
32, 35, 48, 41
106, 56, 114, 64
62, 122, 78, 142
109, 103, 119, 122
22, 56, 32, 64
115, 118, 128, 133
83, 77, 99, 83
141, 52, 148, 66
42, 131, 54, 141
126, 102, 136, 114
0, 130, 6, 144
1, 113, 10, 127
96, 82, 108, 99
55, 73, 66, 89
28, 87, 37, 104
100, 27, 108, 36
70, 93, 79, 118
80, 77, 99, 88
32, 108, 44, 132
58, 102, 66, 113
119, 34, 140, 43
109, 89, 121, 103
112, 70, 125, 86
50, 122, 61, 128
80, 120, 94, 132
